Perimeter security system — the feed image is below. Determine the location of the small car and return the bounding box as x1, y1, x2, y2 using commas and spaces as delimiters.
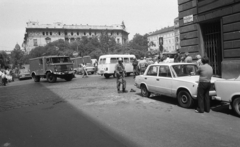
135, 63, 222, 108
78, 63, 95, 75
18, 69, 32, 80
214, 78, 240, 116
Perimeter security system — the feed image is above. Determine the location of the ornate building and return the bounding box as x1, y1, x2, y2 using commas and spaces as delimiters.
147, 26, 176, 53
22, 21, 129, 53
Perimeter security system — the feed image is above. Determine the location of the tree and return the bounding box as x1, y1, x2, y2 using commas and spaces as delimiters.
10, 43, 25, 68
0, 51, 10, 68
99, 31, 116, 54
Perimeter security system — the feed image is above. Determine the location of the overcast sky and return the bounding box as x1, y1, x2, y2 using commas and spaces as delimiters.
0, 0, 178, 51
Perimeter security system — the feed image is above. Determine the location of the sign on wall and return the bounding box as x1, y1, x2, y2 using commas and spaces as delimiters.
183, 15, 193, 23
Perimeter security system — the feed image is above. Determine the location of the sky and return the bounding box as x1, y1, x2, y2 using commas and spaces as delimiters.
0, 0, 178, 51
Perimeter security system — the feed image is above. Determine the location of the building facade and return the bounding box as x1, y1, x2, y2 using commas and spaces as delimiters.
23, 21, 129, 53
178, 0, 240, 79
148, 26, 178, 53
174, 17, 180, 50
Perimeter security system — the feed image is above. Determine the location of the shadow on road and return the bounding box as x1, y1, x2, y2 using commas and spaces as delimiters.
0, 82, 139, 147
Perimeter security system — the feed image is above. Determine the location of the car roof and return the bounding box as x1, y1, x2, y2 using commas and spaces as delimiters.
99, 54, 136, 58
151, 62, 196, 66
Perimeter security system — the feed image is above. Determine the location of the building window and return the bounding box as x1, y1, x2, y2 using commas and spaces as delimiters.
95, 32, 96, 35
77, 32, 79, 35
117, 32, 119, 35
71, 32, 73, 35
46, 32, 48, 35
65, 32, 67, 35
42, 32, 45, 35
50, 32, 52, 35
84, 32, 86, 35
90, 32, 91, 35
117, 38, 120, 43
33, 39, 38, 46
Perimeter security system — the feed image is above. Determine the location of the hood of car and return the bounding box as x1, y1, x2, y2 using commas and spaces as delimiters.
177, 76, 222, 83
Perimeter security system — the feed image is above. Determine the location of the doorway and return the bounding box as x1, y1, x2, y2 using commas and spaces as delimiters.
201, 20, 222, 77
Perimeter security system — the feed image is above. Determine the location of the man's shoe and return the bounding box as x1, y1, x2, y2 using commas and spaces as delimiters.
117, 89, 121, 93
195, 109, 203, 113
122, 90, 128, 93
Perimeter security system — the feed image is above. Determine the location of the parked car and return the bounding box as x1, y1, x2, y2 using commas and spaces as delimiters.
18, 69, 32, 80
214, 78, 240, 116
78, 63, 95, 75
135, 63, 222, 108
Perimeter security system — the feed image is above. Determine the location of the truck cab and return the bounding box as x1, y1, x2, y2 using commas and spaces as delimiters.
29, 56, 74, 83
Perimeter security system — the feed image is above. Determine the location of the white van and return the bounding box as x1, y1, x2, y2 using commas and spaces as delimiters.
98, 54, 136, 78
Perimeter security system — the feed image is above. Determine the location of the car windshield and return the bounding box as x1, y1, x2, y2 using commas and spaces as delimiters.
51, 57, 71, 63
86, 63, 92, 67
172, 64, 198, 77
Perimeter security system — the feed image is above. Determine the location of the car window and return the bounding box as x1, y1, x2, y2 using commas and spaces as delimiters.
159, 66, 172, 77
39, 59, 43, 65
172, 65, 197, 77
110, 58, 118, 63
123, 58, 129, 63
99, 58, 106, 64
146, 66, 158, 76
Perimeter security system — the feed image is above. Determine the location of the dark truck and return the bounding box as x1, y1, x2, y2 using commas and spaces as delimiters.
29, 56, 74, 83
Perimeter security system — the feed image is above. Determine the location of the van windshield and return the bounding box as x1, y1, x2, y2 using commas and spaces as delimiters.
51, 57, 71, 63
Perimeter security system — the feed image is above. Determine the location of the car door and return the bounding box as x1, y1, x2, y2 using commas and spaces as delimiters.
144, 65, 159, 93
155, 65, 173, 96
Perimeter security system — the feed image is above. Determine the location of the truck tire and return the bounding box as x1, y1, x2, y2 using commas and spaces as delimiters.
33, 75, 40, 82
47, 72, 56, 83
104, 74, 110, 79
232, 97, 240, 117
65, 75, 73, 81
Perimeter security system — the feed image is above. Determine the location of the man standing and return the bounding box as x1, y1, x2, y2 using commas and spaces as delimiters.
115, 58, 127, 93
196, 55, 203, 68
184, 52, 193, 63
132, 58, 138, 79
195, 56, 213, 113
138, 57, 147, 75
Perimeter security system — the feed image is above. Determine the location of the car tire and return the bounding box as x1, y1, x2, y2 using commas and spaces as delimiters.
47, 72, 57, 83
104, 74, 110, 79
141, 85, 151, 97
232, 97, 240, 117
177, 90, 193, 108
33, 75, 40, 82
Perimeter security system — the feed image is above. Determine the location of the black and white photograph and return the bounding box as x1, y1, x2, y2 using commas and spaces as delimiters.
1, 0, 240, 147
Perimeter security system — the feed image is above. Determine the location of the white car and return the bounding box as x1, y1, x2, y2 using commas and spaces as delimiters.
135, 63, 222, 108
214, 78, 240, 116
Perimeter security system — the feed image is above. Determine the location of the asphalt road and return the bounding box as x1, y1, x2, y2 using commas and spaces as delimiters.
0, 75, 240, 147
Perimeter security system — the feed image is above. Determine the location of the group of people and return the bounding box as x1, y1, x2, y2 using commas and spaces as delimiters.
0, 68, 14, 86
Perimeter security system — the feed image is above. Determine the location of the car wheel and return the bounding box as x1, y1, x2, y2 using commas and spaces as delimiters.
104, 74, 110, 79
33, 75, 40, 82
177, 90, 193, 108
141, 85, 151, 97
232, 97, 240, 117
47, 72, 57, 83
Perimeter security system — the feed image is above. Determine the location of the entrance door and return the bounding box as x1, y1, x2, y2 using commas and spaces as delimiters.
201, 20, 222, 77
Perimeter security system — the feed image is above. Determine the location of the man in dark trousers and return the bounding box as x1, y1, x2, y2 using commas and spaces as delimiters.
195, 56, 213, 113
115, 58, 127, 93
132, 58, 138, 79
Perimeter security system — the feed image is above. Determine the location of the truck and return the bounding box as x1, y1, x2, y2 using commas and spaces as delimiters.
29, 56, 74, 83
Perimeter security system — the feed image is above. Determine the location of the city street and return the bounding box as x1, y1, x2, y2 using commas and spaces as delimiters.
0, 75, 240, 147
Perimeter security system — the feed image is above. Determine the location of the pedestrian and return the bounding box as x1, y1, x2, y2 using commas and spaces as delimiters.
138, 57, 147, 75
132, 58, 138, 79
174, 49, 181, 63
115, 58, 127, 93
195, 56, 213, 113
196, 55, 203, 68
184, 52, 193, 63
1, 69, 7, 86
81, 63, 88, 78
93, 61, 98, 74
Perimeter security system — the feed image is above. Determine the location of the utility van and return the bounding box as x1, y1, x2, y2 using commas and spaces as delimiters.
98, 54, 136, 78
29, 56, 74, 83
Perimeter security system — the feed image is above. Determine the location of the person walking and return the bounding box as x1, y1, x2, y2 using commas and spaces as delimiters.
195, 56, 213, 113
81, 63, 88, 78
138, 57, 147, 75
132, 58, 138, 79
115, 58, 127, 93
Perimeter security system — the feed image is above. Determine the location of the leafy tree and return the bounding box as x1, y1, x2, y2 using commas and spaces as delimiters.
10, 44, 25, 68
0, 51, 10, 68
